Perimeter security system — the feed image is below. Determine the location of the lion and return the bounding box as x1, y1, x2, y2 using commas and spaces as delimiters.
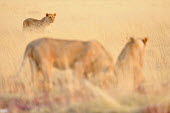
23, 13, 56, 31
17, 38, 115, 90
115, 37, 148, 90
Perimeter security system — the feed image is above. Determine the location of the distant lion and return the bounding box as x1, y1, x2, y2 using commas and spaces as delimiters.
23, 13, 56, 31
18, 38, 114, 90
115, 37, 148, 89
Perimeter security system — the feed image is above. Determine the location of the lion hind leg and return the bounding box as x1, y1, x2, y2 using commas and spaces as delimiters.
29, 59, 37, 84
40, 62, 53, 91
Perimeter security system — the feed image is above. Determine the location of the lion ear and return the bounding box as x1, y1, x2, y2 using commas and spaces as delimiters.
142, 37, 148, 45
54, 13, 56, 16
46, 13, 49, 17
130, 37, 134, 42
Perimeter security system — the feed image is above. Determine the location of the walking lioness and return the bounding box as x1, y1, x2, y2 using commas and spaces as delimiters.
18, 38, 114, 90
23, 13, 56, 31
115, 37, 148, 89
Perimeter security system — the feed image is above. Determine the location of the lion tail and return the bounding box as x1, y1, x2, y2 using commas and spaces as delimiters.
16, 44, 32, 76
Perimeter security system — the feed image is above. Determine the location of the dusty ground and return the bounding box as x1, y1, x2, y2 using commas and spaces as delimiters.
0, 0, 170, 113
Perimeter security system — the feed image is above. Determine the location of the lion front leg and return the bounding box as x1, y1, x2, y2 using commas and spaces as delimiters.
73, 62, 86, 78
134, 70, 145, 90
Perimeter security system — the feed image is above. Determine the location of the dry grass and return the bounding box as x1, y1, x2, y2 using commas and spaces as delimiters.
0, 0, 170, 113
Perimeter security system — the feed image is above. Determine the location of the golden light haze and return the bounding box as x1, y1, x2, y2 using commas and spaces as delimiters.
0, 0, 170, 112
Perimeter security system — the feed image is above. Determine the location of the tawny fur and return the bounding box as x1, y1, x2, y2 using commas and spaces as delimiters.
18, 38, 114, 89
115, 37, 148, 89
23, 13, 56, 31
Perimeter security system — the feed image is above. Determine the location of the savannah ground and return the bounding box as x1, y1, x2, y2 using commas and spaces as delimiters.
0, 0, 170, 113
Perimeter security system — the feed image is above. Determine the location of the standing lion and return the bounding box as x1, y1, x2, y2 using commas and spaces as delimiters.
115, 37, 148, 90
18, 38, 115, 90
23, 13, 56, 31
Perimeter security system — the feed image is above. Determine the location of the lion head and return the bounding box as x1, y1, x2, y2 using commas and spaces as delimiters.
43, 13, 56, 24
115, 37, 148, 90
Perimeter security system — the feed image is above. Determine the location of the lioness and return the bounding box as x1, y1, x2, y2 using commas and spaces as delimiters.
18, 38, 114, 89
115, 37, 148, 89
23, 13, 56, 31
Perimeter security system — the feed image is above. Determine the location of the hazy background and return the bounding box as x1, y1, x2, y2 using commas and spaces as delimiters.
0, 0, 170, 112
1, 0, 170, 83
